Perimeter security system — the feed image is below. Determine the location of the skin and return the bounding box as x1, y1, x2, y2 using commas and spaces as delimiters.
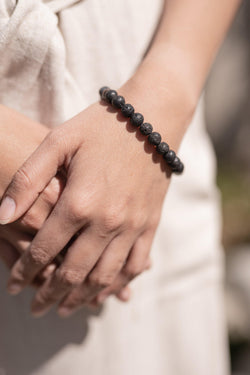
0, 106, 131, 308
0, 0, 241, 317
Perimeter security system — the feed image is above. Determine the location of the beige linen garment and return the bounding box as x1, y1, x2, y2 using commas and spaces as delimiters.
0, 0, 229, 374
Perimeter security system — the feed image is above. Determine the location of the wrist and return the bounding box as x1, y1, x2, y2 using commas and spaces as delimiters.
118, 48, 199, 151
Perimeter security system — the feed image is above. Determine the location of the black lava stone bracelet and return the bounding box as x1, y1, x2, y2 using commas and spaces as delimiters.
99, 86, 184, 175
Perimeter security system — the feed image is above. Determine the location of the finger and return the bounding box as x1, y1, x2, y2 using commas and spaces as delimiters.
57, 253, 150, 316
0, 128, 70, 224
96, 229, 154, 304
17, 173, 65, 235
7, 187, 84, 295
57, 232, 136, 317
89, 258, 152, 305
101, 258, 151, 303
115, 285, 132, 302
30, 225, 114, 317
0, 225, 32, 254
0, 226, 57, 286
86, 285, 132, 310
0, 239, 19, 268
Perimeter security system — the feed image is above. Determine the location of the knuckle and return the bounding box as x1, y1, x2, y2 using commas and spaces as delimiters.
66, 199, 89, 224
127, 207, 148, 230
56, 268, 83, 287
88, 273, 113, 289
101, 209, 125, 234
127, 214, 145, 231
29, 246, 50, 266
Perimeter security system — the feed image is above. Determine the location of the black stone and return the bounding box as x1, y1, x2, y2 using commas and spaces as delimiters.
148, 132, 161, 146
112, 95, 125, 109
173, 162, 184, 174
130, 113, 144, 127
121, 103, 134, 117
99, 86, 110, 98
106, 89, 117, 103
156, 142, 169, 155
163, 150, 176, 164
171, 156, 181, 169
140, 123, 153, 135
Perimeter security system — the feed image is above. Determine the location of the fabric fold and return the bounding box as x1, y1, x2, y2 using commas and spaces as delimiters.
43, 0, 82, 13
0, 0, 67, 125
0, 0, 59, 88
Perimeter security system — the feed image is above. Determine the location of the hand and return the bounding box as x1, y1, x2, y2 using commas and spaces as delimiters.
0, 230, 56, 288
0, 105, 132, 310
2, 83, 170, 317
0, 105, 64, 283
58, 256, 152, 316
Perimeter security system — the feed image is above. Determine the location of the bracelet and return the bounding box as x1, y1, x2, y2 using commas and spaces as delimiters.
99, 86, 184, 175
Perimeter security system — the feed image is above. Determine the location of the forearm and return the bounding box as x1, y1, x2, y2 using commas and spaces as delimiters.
119, 0, 241, 149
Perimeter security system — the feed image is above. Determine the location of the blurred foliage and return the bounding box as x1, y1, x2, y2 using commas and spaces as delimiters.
217, 164, 250, 248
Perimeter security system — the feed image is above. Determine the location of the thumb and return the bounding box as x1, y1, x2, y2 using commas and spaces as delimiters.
0, 130, 66, 224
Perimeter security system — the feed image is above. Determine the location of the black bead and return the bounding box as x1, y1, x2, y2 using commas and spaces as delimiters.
130, 112, 144, 127
148, 132, 161, 146
99, 86, 110, 98
171, 156, 181, 169
121, 103, 134, 117
112, 95, 125, 109
163, 150, 176, 164
101, 88, 110, 100
140, 123, 153, 135
156, 142, 169, 155
106, 89, 117, 103
173, 162, 184, 174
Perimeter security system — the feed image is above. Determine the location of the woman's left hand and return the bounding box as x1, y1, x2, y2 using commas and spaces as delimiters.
1, 83, 172, 317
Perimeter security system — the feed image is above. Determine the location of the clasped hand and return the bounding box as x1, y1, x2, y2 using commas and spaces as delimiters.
0, 98, 169, 317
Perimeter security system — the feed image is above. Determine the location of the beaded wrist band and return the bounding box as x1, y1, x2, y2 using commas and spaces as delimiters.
99, 86, 184, 175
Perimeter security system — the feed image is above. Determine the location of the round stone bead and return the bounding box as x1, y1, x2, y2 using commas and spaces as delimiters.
112, 95, 125, 109
171, 156, 181, 169
101, 88, 110, 100
148, 132, 161, 146
121, 103, 134, 117
156, 142, 169, 155
163, 150, 176, 164
99, 86, 110, 98
130, 112, 144, 127
173, 162, 184, 174
106, 89, 117, 103
139, 122, 153, 135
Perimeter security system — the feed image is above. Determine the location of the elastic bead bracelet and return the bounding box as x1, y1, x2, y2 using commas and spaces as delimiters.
99, 86, 184, 175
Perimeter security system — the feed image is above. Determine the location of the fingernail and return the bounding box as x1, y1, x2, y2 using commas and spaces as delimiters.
7, 282, 22, 295
0, 196, 16, 224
